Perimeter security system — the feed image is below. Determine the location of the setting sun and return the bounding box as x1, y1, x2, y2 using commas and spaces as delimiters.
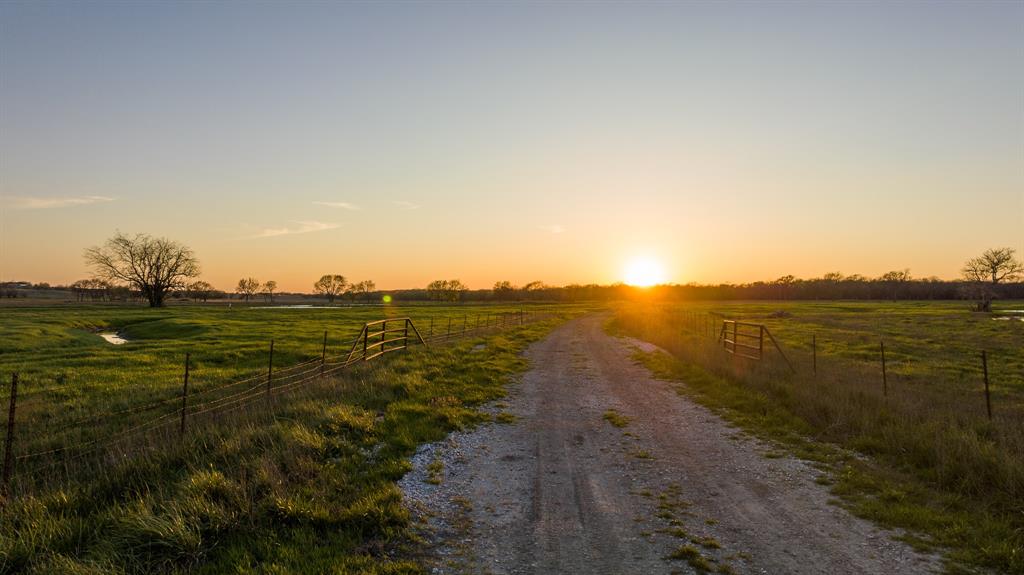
623, 257, 667, 287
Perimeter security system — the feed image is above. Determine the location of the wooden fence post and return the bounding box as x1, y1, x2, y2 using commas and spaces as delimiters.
381, 320, 387, 355
180, 353, 190, 438
2, 373, 18, 491
266, 340, 275, 401
982, 350, 992, 421
880, 341, 888, 397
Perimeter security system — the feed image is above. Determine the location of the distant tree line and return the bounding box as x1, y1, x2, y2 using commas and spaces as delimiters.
310, 275, 377, 303
390, 276, 1024, 304
10, 237, 1024, 308
398, 249, 1024, 306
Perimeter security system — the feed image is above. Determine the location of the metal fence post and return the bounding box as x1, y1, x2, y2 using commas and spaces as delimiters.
180, 353, 190, 438
982, 350, 992, 420
321, 330, 328, 376
732, 321, 738, 362
2, 373, 18, 491
267, 340, 275, 401
880, 341, 888, 397
812, 335, 817, 376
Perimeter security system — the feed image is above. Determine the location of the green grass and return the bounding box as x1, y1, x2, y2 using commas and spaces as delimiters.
602, 409, 630, 428
667, 544, 713, 572
0, 302, 582, 573
425, 458, 444, 486
611, 301, 1024, 573
647, 299, 1024, 405
0, 303, 579, 486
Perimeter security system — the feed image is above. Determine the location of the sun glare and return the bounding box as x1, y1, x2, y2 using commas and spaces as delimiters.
624, 257, 667, 287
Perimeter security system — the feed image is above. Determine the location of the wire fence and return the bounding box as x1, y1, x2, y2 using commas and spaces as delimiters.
0, 309, 546, 499
663, 308, 1021, 425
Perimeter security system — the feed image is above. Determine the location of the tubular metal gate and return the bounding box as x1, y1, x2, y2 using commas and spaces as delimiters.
717, 320, 795, 371
346, 317, 427, 363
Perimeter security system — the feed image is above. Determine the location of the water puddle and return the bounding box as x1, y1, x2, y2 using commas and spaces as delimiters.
99, 332, 129, 345
257, 305, 339, 309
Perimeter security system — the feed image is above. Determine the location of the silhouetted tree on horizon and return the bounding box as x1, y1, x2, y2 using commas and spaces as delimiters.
962, 248, 1023, 311
314, 274, 347, 302
84, 232, 200, 308
236, 278, 260, 302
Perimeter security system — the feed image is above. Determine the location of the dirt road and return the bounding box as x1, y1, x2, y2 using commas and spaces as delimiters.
400, 315, 940, 574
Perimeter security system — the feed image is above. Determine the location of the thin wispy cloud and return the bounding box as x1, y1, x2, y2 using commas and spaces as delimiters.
245, 220, 340, 239
391, 200, 420, 210
312, 201, 360, 210
3, 195, 115, 209
541, 224, 565, 234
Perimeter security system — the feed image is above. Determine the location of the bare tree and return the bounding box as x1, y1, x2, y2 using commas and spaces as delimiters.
492, 281, 516, 301
84, 232, 200, 308
345, 280, 376, 303
427, 279, 468, 302
262, 280, 278, 303
71, 278, 111, 302
359, 280, 376, 302
962, 248, 1024, 311
188, 281, 214, 302
314, 274, 347, 302
879, 269, 911, 302
773, 275, 796, 300
236, 278, 260, 302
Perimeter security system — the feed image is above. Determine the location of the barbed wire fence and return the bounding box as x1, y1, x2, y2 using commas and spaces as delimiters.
0, 309, 547, 501
664, 308, 1018, 425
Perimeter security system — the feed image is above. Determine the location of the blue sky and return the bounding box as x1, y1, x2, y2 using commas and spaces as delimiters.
2, 1, 1022, 290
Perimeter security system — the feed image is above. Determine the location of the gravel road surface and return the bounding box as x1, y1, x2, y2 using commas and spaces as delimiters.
400, 314, 941, 574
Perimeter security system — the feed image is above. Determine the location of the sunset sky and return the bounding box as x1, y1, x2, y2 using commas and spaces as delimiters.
1, 2, 1022, 292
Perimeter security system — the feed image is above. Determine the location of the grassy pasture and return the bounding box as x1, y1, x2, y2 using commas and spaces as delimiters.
0, 303, 575, 489
0, 302, 580, 573
611, 299, 1024, 573
701, 300, 1023, 394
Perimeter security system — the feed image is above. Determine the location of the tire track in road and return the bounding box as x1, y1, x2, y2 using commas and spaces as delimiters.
400, 314, 941, 574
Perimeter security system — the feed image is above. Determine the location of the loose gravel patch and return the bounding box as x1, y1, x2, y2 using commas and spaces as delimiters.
400, 314, 942, 574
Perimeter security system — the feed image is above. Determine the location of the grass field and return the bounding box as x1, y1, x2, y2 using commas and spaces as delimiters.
684, 300, 1023, 395
3, 299, 1021, 573
0, 301, 582, 573
0, 302, 575, 466
611, 300, 1024, 573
